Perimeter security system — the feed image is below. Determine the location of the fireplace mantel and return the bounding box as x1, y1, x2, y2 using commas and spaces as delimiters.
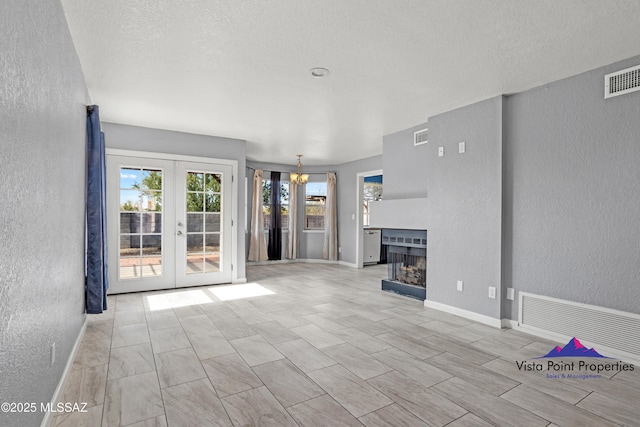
368, 197, 428, 229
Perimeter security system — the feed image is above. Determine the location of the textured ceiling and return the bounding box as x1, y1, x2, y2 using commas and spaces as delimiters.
60, 0, 640, 165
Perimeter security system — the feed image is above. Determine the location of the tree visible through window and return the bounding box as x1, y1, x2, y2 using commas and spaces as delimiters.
363, 177, 383, 226
305, 182, 326, 229
262, 179, 289, 229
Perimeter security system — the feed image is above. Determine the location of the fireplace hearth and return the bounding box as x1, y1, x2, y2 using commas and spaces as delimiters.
381, 228, 427, 300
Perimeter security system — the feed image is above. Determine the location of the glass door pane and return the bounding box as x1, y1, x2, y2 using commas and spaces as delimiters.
176, 162, 232, 287
118, 168, 163, 279
204, 173, 222, 273
107, 156, 175, 294
185, 172, 222, 274
185, 172, 204, 274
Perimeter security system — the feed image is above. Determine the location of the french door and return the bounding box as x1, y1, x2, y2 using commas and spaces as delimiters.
107, 154, 233, 293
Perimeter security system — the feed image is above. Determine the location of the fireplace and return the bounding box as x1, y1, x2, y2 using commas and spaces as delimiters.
381, 228, 427, 300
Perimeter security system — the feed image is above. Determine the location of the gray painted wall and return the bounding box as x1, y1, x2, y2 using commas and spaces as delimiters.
335, 155, 383, 265
102, 123, 247, 281
426, 97, 503, 319
382, 124, 429, 200
382, 100, 503, 319
384, 54, 640, 321
0, 1, 89, 425
503, 55, 640, 319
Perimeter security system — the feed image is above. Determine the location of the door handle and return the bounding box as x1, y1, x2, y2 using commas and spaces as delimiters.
177, 230, 183, 236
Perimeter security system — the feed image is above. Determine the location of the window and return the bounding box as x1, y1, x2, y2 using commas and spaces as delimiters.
281, 181, 289, 229
363, 175, 383, 226
305, 182, 326, 229
262, 179, 289, 229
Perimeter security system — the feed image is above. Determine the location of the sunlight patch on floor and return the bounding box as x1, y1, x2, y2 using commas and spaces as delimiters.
146, 289, 215, 311
208, 283, 275, 301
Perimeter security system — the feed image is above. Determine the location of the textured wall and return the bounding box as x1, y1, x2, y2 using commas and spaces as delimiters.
425, 97, 503, 319
503, 55, 640, 319
382, 100, 503, 319
0, 1, 89, 426
384, 54, 640, 321
382, 124, 428, 200
102, 122, 247, 280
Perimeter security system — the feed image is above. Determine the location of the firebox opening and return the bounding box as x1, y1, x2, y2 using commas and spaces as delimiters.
388, 247, 426, 288
381, 228, 427, 300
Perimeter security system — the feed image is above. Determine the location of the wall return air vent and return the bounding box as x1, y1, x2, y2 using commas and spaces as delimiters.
604, 64, 640, 99
519, 292, 640, 362
414, 128, 428, 146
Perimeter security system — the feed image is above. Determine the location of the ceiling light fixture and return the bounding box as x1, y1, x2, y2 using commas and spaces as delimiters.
290, 154, 309, 185
310, 67, 330, 78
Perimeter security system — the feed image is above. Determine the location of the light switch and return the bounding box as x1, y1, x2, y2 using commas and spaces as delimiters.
457, 280, 463, 292
507, 288, 515, 300
438, 146, 444, 157
459, 141, 466, 153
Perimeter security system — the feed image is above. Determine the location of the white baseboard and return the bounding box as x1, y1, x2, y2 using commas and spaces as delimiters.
423, 300, 502, 329
501, 318, 518, 329
338, 260, 358, 268
297, 259, 339, 264
41, 316, 88, 427
247, 259, 293, 266
247, 258, 348, 266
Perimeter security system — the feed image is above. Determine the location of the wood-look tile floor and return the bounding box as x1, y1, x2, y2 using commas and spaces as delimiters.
53, 263, 640, 426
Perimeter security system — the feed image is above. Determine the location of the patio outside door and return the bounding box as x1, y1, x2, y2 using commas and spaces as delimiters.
107, 155, 233, 293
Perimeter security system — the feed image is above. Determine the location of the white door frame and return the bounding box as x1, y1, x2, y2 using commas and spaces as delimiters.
106, 149, 239, 286
355, 169, 383, 269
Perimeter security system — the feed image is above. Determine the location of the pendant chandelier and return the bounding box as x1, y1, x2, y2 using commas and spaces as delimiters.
289, 154, 309, 185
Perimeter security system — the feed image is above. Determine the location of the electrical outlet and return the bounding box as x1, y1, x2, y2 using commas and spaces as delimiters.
507, 287, 515, 300
458, 141, 466, 153
457, 280, 463, 291
438, 146, 444, 157
50, 342, 56, 366
488, 286, 496, 299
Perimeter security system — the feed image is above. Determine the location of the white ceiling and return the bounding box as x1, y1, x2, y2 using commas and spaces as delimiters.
61, 0, 640, 166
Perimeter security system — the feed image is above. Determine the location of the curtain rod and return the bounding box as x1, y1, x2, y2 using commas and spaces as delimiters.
245, 166, 336, 174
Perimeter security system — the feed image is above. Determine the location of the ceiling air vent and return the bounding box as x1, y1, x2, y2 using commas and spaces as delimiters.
605, 64, 640, 99
414, 128, 428, 146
